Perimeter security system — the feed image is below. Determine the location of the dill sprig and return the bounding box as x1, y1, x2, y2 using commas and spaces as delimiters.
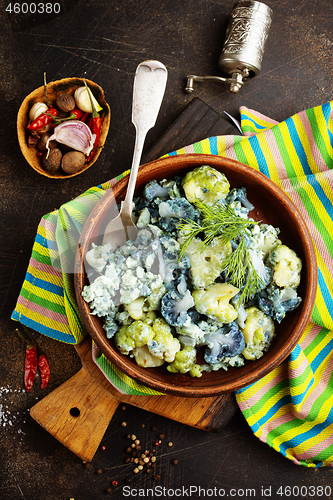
179, 200, 262, 304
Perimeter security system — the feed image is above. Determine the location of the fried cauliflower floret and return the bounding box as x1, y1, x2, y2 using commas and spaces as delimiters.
241, 307, 275, 360
167, 346, 197, 374
115, 316, 180, 368
180, 236, 232, 289
192, 283, 239, 323
147, 317, 181, 362
114, 320, 155, 355
266, 244, 302, 288
182, 165, 230, 204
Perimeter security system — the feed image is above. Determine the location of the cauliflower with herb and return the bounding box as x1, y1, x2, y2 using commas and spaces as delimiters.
181, 236, 232, 289
266, 244, 302, 288
182, 165, 230, 204
167, 345, 197, 374
241, 307, 275, 360
158, 197, 200, 234
192, 283, 239, 323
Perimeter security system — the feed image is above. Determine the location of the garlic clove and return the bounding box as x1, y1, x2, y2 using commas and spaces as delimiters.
46, 120, 96, 156
74, 86, 103, 113
29, 102, 49, 121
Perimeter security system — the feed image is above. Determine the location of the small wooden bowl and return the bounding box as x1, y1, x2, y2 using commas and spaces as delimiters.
74, 154, 317, 397
17, 77, 110, 179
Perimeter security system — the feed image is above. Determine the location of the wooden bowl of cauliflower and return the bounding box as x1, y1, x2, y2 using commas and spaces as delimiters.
74, 154, 317, 396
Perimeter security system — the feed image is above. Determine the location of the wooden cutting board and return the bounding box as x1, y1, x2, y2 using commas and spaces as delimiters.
30, 98, 241, 462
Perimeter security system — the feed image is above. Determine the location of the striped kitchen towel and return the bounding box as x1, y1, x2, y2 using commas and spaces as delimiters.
12, 100, 333, 466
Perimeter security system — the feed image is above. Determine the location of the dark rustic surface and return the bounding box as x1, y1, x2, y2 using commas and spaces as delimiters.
1, 0, 333, 499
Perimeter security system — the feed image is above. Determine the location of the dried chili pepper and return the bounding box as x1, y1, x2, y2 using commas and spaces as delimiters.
38, 353, 50, 389
15, 325, 50, 391
15, 328, 38, 392
83, 79, 102, 163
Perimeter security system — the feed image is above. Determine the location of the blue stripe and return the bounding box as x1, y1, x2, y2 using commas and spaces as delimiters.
25, 272, 64, 297
304, 174, 333, 217
278, 411, 333, 456
309, 336, 333, 373
285, 117, 313, 177
35, 233, 58, 251
242, 115, 268, 130
317, 267, 333, 321
249, 394, 291, 433
321, 101, 333, 145
11, 312, 76, 344
208, 136, 218, 155
248, 135, 270, 178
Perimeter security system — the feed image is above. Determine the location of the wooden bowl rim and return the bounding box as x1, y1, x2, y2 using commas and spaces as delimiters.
17, 77, 110, 179
74, 154, 317, 397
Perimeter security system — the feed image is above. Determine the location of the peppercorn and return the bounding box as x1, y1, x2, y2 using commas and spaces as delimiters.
134, 439, 140, 445
125, 446, 132, 453
121, 421, 127, 427
151, 426, 157, 431
126, 434, 131, 440
125, 458, 131, 464
96, 468, 103, 475
105, 487, 112, 494
172, 459, 178, 465
133, 468, 139, 474
158, 433, 165, 440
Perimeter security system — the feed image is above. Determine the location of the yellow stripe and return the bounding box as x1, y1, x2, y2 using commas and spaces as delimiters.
244, 385, 291, 428
254, 405, 293, 440
241, 110, 275, 131
24, 279, 64, 307
284, 422, 333, 459
14, 304, 70, 332
239, 138, 260, 171
280, 122, 308, 178
34, 241, 59, 261
27, 264, 63, 288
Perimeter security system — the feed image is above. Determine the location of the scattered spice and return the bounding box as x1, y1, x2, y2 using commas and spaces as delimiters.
172, 459, 178, 465
151, 426, 157, 431
168, 442, 173, 447
158, 433, 165, 440
111, 480, 118, 486
105, 487, 112, 494
96, 469, 103, 475
121, 421, 127, 427
101, 445, 106, 451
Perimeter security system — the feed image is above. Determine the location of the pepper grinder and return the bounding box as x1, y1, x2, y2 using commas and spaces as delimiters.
185, 0, 273, 94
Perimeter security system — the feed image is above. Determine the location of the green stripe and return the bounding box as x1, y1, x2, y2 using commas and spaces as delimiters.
272, 126, 298, 179
306, 107, 333, 164
19, 287, 66, 315
265, 418, 306, 448
240, 378, 290, 418
193, 141, 203, 154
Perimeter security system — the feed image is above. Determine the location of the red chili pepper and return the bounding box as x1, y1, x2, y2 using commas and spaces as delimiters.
83, 79, 102, 163
80, 112, 90, 123
27, 106, 58, 131
69, 108, 85, 120
38, 354, 51, 389
15, 326, 51, 391
15, 328, 38, 392
25, 346, 38, 392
